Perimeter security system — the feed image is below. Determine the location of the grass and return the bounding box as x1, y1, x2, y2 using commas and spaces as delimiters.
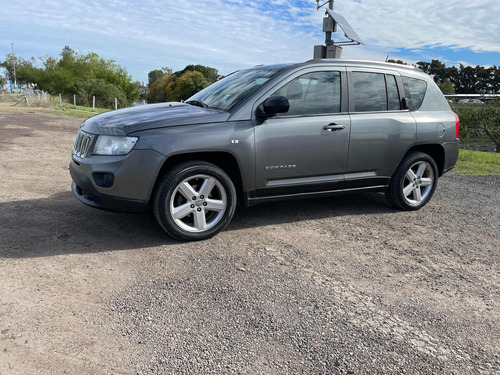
456, 149, 500, 175
61, 103, 109, 114
0, 101, 109, 118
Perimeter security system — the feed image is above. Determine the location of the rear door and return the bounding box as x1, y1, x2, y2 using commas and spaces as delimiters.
345, 68, 416, 188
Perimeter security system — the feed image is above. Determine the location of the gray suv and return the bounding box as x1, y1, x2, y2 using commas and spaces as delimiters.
70, 59, 460, 240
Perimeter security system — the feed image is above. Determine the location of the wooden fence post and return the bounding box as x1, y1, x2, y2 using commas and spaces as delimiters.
115, 97, 117, 110
59, 93, 62, 106
92, 96, 95, 111
73, 94, 76, 108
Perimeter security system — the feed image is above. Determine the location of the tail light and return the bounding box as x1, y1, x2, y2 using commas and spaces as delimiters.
455, 113, 460, 139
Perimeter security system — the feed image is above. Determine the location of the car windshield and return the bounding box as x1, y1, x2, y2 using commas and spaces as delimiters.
187, 67, 283, 112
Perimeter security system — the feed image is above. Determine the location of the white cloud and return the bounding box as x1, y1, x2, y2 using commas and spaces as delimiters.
333, 0, 500, 53
0, 0, 499, 81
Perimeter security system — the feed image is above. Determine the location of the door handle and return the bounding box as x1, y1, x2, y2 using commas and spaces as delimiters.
323, 123, 345, 131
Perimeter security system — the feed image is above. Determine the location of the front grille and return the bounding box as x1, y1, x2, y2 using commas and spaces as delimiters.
73, 130, 94, 158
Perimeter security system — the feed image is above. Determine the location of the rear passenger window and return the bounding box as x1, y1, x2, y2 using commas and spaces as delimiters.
272, 71, 341, 116
352, 72, 387, 112
401, 76, 427, 111
386, 75, 400, 110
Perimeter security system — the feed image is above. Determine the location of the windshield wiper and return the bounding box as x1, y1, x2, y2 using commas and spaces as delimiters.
185, 100, 209, 109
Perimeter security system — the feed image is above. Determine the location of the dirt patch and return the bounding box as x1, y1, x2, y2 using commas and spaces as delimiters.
0, 111, 498, 374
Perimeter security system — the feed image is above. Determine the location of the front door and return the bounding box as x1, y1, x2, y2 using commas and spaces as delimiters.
254, 70, 350, 196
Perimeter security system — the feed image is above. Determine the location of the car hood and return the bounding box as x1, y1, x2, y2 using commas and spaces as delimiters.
81, 102, 230, 135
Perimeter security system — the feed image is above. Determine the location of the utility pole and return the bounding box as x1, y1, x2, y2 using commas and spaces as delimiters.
11, 43, 17, 88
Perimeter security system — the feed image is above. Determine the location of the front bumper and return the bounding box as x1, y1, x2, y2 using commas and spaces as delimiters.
69, 149, 165, 213
70, 163, 148, 212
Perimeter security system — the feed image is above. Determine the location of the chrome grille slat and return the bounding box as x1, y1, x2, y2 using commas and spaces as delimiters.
72, 130, 93, 158
82, 136, 90, 157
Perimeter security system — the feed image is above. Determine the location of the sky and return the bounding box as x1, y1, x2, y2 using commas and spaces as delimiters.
1, 0, 499, 84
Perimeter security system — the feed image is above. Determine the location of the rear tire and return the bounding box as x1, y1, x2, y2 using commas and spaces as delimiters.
386, 151, 438, 211
154, 161, 237, 241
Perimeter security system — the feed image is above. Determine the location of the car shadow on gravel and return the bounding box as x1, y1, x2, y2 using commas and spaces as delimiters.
0, 191, 170, 259
0, 191, 395, 258
228, 192, 395, 232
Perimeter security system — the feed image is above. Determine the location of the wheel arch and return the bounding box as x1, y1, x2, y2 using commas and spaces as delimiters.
406, 144, 445, 176
151, 151, 244, 205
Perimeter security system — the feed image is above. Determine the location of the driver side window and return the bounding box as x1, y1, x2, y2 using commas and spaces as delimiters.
272, 71, 341, 116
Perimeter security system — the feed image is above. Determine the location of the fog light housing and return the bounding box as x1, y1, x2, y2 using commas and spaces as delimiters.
93, 172, 114, 188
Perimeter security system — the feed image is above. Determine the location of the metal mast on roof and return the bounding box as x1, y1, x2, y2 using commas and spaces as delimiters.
324, 0, 334, 47
314, 0, 364, 59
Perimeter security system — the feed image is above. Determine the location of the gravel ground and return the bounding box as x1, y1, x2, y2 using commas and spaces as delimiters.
0, 111, 499, 374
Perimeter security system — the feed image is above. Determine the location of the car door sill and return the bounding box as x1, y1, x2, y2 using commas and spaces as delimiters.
247, 185, 388, 205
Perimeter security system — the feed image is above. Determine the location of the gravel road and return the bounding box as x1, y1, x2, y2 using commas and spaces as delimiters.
0, 111, 499, 374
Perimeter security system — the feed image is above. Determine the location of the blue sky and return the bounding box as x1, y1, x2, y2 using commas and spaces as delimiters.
1, 0, 499, 83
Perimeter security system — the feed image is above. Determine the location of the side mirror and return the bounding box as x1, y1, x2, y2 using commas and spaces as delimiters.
401, 97, 410, 110
257, 96, 290, 120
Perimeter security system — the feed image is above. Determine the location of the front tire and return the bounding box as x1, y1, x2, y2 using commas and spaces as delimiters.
154, 161, 237, 241
386, 151, 438, 211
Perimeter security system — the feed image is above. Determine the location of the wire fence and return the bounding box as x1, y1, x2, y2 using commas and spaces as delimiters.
0, 89, 120, 112
0, 90, 146, 112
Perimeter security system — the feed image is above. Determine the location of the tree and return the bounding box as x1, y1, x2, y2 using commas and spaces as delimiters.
438, 78, 455, 94
148, 74, 176, 103
148, 69, 165, 87
3, 47, 140, 108
429, 59, 448, 84
458, 64, 477, 94
148, 67, 173, 87
0, 53, 37, 85
173, 71, 207, 101
147, 65, 218, 103
0, 52, 16, 81
175, 65, 219, 83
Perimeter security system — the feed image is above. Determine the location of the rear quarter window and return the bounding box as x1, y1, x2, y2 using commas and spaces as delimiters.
402, 76, 427, 111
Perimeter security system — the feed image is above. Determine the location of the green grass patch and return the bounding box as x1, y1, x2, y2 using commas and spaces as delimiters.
456, 149, 500, 175
61, 103, 110, 114
0, 101, 110, 118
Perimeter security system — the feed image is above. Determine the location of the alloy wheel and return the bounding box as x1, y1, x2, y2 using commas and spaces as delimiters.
169, 174, 227, 232
402, 161, 434, 205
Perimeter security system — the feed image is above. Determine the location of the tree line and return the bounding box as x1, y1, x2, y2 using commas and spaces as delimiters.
3, 49, 499, 108
147, 65, 220, 103
387, 59, 500, 94
0, 47, 140, 108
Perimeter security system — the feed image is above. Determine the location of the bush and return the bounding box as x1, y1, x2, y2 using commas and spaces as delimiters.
452, 103, 500, 152
76, 78, 127, 108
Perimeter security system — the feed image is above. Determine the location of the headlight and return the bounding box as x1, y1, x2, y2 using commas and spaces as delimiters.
93, 136, 138, 155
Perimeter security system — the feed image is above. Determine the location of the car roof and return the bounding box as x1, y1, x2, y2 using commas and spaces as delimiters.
300, 59, 422, 72
244, 59, 423, 77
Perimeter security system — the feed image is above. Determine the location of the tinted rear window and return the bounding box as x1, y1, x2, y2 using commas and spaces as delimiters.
352, 72, 387, 112
402, 76, 427, 111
